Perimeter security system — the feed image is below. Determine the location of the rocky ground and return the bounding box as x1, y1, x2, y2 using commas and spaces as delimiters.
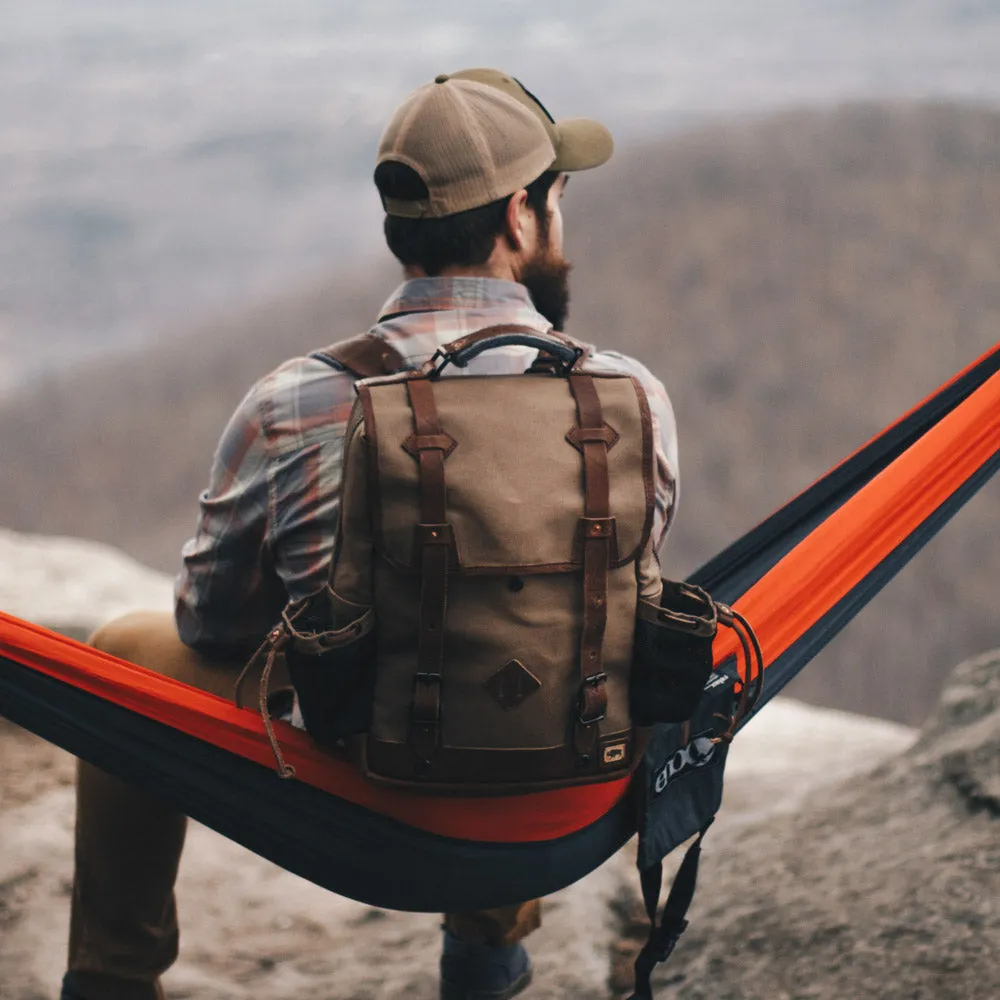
615, 649, 1000, 1000
6, 530, 997, 999
0, 703, 914, 1000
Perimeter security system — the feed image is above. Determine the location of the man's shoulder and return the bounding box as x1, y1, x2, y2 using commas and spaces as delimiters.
586, 348, 669, 398
585, 347, 676, 452
245, 352, 359, 447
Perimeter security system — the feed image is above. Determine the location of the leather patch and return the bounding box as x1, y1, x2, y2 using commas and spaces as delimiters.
565, 422, 620, 452
402, 431, 458, 459
485, 659, 542, 710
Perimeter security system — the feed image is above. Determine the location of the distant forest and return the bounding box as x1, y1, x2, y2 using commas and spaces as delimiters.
2, 101, 999, 725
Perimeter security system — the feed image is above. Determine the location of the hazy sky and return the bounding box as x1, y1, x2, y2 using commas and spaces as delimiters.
3, 0, 1000, 383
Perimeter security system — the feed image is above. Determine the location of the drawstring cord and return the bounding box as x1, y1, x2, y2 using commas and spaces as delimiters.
710, 605, 764, 744
233, 623, 296, 780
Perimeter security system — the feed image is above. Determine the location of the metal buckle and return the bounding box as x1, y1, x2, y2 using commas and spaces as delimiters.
412, 671, 442, 692
410, 672, 442, 724
553, 345, 585, 375
428, 349, 451, 378
578, 672, 608, 725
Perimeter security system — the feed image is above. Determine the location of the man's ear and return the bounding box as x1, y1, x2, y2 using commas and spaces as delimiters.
504, 188, 531, 252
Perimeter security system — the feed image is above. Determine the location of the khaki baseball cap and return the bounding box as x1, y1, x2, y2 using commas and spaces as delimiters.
377, 69, 614, 219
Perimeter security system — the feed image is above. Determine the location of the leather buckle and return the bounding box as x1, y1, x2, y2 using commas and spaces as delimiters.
578, 672, 608, 725
411, 672, 442, 724
428, 348, 451, 377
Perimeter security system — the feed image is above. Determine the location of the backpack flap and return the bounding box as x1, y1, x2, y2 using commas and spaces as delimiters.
361, 371, 655, 575
334, 364, 660, 792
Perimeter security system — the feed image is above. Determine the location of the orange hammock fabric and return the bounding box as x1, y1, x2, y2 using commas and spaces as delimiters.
0, 342, 997, 908
2, 345, 999, 842
0, 612, 629, 843
715, 349, 1000, 678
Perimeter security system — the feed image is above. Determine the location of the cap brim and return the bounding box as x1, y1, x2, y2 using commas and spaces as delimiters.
551, 118, 614, 171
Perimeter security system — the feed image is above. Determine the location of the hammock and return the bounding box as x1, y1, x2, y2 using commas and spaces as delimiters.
1, 342, 998, 914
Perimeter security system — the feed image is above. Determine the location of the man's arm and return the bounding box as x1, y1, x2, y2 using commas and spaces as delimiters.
173, 382, 278, 654
645, 375, 680, 552
174, 358, 357, 654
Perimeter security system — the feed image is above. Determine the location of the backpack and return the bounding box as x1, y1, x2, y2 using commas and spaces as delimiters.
244, 324, 755, 794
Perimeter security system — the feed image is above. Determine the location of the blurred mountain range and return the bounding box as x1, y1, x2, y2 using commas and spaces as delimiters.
4, 1, 1000, 386
2, 101, 998, 725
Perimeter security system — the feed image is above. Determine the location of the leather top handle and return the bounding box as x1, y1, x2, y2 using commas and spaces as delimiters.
429, 324, 585, 376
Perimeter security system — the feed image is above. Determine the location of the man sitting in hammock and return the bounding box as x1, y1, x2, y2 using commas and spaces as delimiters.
61, 69, 678, 1000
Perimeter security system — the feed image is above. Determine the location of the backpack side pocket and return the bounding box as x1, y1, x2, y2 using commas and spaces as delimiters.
284, 588, 376, 743
630, 581, 718, 726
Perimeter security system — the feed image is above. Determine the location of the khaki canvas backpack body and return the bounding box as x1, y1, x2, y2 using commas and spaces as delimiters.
251, 325, 748, 793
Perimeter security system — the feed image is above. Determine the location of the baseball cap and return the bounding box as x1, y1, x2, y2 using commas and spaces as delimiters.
376, 69, 614, 219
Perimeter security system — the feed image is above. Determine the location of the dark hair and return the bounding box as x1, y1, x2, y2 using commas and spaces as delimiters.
374, 163, 559, 276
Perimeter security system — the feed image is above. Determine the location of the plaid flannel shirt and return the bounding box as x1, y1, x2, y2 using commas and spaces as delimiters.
175, 277, 679, 652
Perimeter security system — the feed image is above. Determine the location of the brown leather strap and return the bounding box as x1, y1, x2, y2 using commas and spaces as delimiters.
408, 379, 449, 524
314, 334, 408, 379
404, 377, 454, 764
568, 374, 612, 762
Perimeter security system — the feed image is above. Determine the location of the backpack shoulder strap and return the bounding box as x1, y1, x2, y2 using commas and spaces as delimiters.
310, 334, 409, 379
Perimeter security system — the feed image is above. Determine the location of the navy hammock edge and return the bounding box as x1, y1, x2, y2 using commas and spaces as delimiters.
1, 341, 998, 915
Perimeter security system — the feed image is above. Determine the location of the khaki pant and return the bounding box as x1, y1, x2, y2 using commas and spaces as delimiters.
67, 611, 541, 1000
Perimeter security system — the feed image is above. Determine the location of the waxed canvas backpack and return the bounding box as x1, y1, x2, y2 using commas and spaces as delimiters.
247, 325, 752, 793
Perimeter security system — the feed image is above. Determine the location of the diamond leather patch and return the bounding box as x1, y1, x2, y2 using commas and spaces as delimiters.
485, 659, 542, 710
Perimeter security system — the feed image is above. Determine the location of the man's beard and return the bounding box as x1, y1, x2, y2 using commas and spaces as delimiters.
520, 246, 572, 331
